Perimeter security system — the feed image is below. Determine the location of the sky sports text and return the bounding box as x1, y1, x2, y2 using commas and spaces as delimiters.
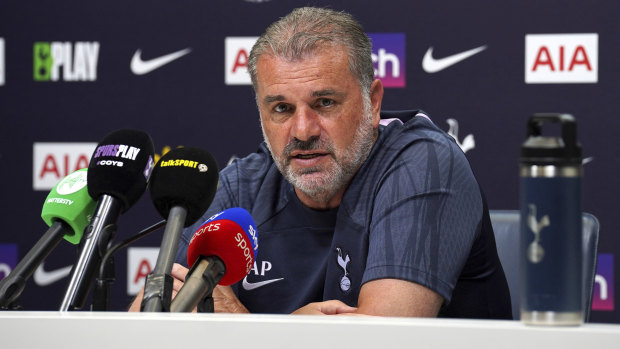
225, 33, 406, 87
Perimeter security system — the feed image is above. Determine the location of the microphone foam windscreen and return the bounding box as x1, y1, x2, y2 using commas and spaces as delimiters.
87, 129, 155, 212
187, 207, 258, 286
149, 147, 219, 227
41, 168, 97, 245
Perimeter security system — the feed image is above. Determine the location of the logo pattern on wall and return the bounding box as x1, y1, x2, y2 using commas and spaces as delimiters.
525, 33, 598, 84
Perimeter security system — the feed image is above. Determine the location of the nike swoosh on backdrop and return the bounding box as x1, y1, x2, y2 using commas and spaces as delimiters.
34, 262, 72, 286
422, 45, 487, 73
130, 48, 192, 75
242, 276, 284, 291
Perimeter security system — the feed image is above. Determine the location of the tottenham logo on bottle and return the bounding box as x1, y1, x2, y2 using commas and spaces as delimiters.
526, 204, 550, 263
368, 33, 406, 88
336, 247, 351, 292
0, 38, 5, 86
525, 33, 598, 84
33, 41, 100, 82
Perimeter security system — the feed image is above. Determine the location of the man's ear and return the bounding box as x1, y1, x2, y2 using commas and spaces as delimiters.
370, 79, 384, 128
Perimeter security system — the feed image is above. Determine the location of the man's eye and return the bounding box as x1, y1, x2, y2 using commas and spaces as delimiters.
317, 99, 334, 107
274, 104, 290, 113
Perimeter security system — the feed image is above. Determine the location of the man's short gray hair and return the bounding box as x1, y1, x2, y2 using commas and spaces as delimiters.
248, 7, 374, 95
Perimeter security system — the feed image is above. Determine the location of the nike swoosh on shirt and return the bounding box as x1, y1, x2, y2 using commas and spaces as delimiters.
242, 276, 284, 291
422, 45, 487, 73
130, 48, 192, 75
33, 262, 72, 286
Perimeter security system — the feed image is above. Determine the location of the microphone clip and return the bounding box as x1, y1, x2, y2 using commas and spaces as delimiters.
141, 273, 174, 312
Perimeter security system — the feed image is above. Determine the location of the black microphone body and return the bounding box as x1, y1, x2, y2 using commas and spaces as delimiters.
141, 206, 187, 312
60, 195, 122, 310
1, 168, 95, 309
0, 221, 68, 309
140, 147, 219, 312
59, 129, 155, 311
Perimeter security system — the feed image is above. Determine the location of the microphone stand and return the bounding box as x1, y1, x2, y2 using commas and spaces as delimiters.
92, 220, 166, 311
141, 207, 186, 312
0, 221, 69, 310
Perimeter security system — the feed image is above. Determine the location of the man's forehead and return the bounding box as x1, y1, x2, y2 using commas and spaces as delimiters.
256, 51, 353, 100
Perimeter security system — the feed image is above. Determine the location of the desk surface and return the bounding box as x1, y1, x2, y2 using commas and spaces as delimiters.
1, 311, 619, 348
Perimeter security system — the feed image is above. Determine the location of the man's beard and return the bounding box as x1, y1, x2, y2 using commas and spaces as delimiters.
262, 97, 376, 206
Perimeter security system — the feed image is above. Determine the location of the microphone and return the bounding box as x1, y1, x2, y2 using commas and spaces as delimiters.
0, 169, 96, 309
170, 207, 258, 313
141, 147, 219, 312
60, 129, 155, 311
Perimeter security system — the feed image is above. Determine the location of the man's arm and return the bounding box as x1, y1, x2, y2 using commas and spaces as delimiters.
292, 278, 442, 316
356, 278, 442, 316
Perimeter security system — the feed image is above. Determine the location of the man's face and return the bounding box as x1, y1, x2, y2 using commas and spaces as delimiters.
255, 46, 383, 209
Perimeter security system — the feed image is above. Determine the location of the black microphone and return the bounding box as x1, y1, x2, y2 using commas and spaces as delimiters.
140, 147, 219, 312
0, 169, 96, 309
60, 129, 155, 311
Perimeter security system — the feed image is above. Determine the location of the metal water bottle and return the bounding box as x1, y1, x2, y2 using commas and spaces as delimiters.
520, 113, 583, 325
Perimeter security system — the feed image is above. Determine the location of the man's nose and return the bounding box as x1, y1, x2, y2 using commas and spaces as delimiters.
290, 107, 321, 142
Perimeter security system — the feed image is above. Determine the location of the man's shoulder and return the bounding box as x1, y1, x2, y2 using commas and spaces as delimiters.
380, 110, 455, 149
222, 143, 273, 176
219, 143, 291, 225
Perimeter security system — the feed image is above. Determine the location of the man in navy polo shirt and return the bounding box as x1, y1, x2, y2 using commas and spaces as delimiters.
130, 7, 511, 318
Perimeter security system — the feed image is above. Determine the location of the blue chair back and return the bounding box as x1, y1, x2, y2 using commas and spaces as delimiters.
489, 210, 599, 321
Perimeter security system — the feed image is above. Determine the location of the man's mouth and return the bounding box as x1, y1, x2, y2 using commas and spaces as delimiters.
294, 153, 323, 159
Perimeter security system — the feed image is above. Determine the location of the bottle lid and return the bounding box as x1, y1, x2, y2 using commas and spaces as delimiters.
520, 113, 582, 165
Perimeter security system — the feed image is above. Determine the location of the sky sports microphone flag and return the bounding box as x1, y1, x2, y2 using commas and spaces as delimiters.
170, 207, 258, 312
0, 169, 96, 309
60, 129, 154, 311
141, 147, 219, 312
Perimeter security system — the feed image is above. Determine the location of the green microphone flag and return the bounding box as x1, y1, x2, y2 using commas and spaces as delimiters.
41, 168, 96, 244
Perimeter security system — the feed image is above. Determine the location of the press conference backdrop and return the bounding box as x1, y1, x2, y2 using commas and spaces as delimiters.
0, 0, 617, 322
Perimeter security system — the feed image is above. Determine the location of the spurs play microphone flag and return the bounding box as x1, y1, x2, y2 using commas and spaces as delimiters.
170, 207, 258, 312
0, 169, 96, 309
60, 129, 154, 311
141, 147, 218, 312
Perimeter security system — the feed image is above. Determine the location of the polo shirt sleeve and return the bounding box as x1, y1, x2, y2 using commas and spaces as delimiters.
361, 134, 483, 303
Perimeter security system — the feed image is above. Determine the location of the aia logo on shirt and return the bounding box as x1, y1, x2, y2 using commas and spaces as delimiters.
525, 33, 598, 84
592, 253, 614, 311
368, 33, 406, 88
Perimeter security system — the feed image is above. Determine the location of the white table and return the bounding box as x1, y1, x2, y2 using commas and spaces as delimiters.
1, 311, 619, 348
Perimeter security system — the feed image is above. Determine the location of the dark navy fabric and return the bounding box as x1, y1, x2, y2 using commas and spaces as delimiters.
175, 111, 512, 318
